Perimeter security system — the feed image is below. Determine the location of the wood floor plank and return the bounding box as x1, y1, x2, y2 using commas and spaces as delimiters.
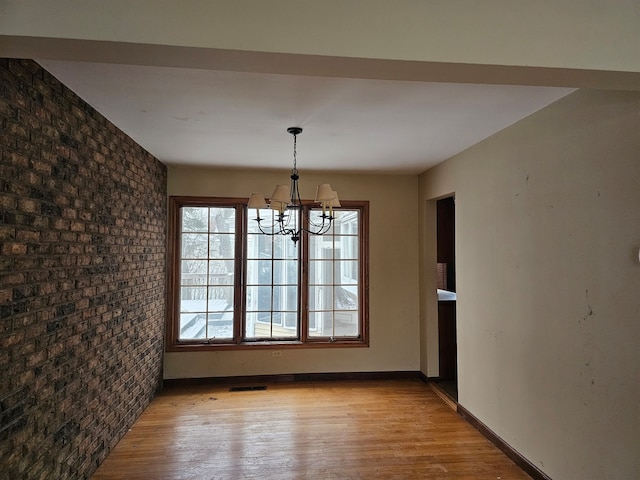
92, 379, 531, 479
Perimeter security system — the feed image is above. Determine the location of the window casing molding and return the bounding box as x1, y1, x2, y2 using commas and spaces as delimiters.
166, 196, 369, 351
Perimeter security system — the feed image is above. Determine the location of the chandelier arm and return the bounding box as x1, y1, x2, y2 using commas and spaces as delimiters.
306, 209, 335, 229
254, 216, 289, 235
254, 223, 299, 237
254, 208, 303, 234
307, 214, 331, 228
302, 221, 333, 236
253, 218, 279, 236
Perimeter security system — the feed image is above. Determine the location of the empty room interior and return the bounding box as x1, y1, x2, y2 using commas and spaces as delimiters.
1, 2, 639, 479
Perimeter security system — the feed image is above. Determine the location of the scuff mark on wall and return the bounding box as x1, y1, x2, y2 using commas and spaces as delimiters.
581, 289, 594, 323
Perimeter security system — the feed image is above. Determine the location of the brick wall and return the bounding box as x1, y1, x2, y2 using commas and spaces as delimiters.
0, 59, 167, 479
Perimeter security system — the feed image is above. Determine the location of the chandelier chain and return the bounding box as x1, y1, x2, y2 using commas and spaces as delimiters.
292, 133, 298, 174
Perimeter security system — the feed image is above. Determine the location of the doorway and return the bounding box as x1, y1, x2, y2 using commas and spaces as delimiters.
436, 196, 457, 401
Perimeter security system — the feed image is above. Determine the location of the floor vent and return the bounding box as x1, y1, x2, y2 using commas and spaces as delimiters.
229, 385, 267, 392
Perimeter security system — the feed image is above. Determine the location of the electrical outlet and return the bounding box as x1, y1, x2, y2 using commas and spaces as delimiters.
271, 351, 282, 358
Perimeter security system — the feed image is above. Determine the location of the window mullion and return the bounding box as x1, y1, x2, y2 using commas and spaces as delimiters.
270, 233, 275, 338
300, 205, 309, 342
205, 207, 210, 340
236, 203, 245, 344
332, 228, 336, 339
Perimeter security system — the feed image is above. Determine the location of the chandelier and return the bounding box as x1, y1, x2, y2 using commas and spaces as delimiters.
247, 127, 340, 244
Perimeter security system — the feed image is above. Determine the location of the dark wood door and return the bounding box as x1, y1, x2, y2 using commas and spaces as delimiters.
438, 301, 457, 381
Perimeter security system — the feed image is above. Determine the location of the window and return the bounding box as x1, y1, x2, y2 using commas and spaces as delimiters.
167, 196, 369, 351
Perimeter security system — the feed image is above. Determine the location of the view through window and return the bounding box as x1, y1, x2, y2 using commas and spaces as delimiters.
167, 197, 368, 350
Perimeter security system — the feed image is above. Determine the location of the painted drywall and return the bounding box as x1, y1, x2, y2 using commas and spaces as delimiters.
165, 167, 420, 379
1, 1, 639, 76
419, 89, 640, 479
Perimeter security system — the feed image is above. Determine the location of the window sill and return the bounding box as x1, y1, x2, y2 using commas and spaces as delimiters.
166, 339, 369, 352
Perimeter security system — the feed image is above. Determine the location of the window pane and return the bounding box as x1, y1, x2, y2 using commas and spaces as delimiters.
272, 286, 282, 312
246, 233, 273, 258
308, 311, 332, 337
278, 324, 298, 338
181, 260, 208, 286
249, 324, 273, 339
309, 285, 333, 311
334, 311, 359, 336
273, 260, 297, 285
182, 234, 208, 258
335, 261, 358, 285
207, 313, 233, 340
209, 260, 234, 285
246, 259, 273, 285
307, 310, 359, 338
246, 304, 299, 339
309, 234, 334, 257
245, 312, 259, 337
180, 313, 206, 339
182, 207, 208, 232
271, 311, 284, 326
273, 234, 297, 258
177, 204, 237, 342
334, 210, 359, 234
309, 260, 333, 285
207, 285, 234, 308
179, 299, 207, 337
334, 235, 358, 260
244, 211, 299, 341
306, 208, 362, 341
247, 208, 273, 234
335, 285, 358, 310
180, 286, 207, 303
273, 285, 298, 311
283, 312, 297, 330
308, 311, 317, 331
209, 207, 235, 233
246, 285, 272, 311
210, 233, 234, 258
246, 315, 299, 339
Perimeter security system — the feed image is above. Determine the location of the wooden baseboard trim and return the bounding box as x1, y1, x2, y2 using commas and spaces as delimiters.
163, 371, 421, 388
428, 382, 458, 411
457, 404, 552, 480
417, 372, 440, 384
417, 373, 457, 410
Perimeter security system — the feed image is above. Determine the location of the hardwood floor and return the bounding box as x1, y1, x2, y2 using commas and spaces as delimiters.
92, 379, 531, 479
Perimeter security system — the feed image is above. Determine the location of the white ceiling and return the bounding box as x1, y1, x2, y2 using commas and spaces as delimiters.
38, 60, 573, 174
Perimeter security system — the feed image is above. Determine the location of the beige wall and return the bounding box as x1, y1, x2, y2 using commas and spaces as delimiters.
419, 89, 640, 479
165, 167, 420, 379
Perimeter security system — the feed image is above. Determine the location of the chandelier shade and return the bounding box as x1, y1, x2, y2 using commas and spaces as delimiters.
247, 193, 268, 209
270, 184, 292, 204
315, 184, 335, 202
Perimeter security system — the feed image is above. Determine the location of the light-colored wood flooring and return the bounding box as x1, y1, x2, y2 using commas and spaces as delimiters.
92, 379, 531, 479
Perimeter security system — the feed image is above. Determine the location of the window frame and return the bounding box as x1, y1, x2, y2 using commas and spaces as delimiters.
166, 196, 369, 351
